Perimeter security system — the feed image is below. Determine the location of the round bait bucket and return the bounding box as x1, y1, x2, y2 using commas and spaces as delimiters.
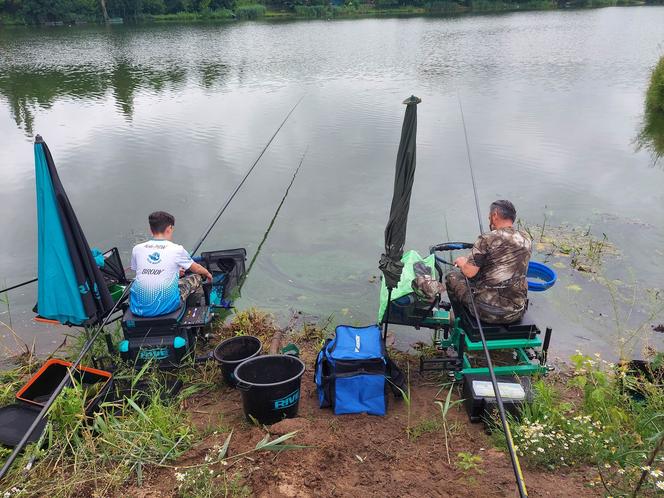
527, 261, 557, 292
213, 336, 262, 387
234, 355, 306, 425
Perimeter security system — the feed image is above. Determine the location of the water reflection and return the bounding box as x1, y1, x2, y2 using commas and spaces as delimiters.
0, 62, 191, 133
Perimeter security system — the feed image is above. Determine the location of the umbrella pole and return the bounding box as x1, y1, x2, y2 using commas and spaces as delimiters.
104, 327, 115, 354
382, 288, 392, 342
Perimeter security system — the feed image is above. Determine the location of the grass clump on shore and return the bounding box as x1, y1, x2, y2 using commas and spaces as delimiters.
150, 9, 235, 22
0, 365, 196, 497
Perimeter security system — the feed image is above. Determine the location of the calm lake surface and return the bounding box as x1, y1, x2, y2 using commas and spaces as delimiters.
1, 8, 663, 358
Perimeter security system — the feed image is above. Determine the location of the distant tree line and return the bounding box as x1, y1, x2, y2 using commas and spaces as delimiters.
0, 0, 662, 24
0, 0, 235, 24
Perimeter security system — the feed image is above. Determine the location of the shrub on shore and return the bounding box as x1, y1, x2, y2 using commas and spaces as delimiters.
235, 4, 267, 19
638, 55, 664, 162
646, 56, 664, 117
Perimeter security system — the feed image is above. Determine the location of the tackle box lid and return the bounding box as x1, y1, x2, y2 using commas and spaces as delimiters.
329, 325, 385, 361
0, 404, 46, 448
472, 380, 526, 400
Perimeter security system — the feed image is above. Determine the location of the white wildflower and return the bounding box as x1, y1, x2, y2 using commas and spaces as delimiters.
656, 481, 664, 491
650, 469, 662, 478
604, 463, 611, 469
537, 447, 545, 453
175, 472, 186, 482
642, 466, 651, 472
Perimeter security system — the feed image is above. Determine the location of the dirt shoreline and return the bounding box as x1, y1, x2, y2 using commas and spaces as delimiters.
125, 340, 597, 497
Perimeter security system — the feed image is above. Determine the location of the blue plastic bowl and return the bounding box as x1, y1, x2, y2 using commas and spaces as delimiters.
527, 261, 557, 292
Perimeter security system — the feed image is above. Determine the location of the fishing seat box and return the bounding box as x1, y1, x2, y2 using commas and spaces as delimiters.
315, 324, 389, 416
450, 296, 540, 342
462, 374, 533, 427
119, 332, 196, 369
120, 302, 210, 368
0, 359, 113, 448
121, 302, 187, 337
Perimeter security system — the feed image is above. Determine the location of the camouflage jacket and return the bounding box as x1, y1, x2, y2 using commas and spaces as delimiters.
466, 227, 532, 322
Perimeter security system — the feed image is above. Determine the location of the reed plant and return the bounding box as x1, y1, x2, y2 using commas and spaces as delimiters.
235, 5, 266, 19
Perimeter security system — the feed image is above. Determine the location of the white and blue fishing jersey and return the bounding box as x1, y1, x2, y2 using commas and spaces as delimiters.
130, 239, 193, 317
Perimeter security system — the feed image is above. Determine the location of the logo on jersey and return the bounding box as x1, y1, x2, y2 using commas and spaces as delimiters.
147, 252, 161, 264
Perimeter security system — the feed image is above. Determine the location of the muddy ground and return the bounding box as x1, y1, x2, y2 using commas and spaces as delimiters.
125, 339, 597, 498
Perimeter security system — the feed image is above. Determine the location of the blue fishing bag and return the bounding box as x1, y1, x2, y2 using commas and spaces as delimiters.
315, 324, 400, 416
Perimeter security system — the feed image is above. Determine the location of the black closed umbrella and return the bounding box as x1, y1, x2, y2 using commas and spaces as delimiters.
378, 95, 421, 337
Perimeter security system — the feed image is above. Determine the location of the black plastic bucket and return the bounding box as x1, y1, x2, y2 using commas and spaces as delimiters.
234, 355, 306, 425
213, 336, 262, 387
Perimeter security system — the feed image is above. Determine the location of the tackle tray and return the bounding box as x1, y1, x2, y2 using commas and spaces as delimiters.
462, 374, 533, 426
0, 359, 113, 448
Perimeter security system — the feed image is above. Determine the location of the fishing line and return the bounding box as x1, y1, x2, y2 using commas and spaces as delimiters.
1, 97, 305, 479
240, 146, 308, 290
2, 97, 305, 295
454, 96, 528, 497
0, 283, 132, 481
458, 95, 484, 235
190, 95, 305, 256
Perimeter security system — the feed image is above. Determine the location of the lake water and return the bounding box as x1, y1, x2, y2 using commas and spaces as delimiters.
1, 8, 663, 359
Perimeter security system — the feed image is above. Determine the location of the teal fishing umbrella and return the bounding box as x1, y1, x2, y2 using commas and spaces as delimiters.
34, 135, 113, 325
378, 96, 421, 337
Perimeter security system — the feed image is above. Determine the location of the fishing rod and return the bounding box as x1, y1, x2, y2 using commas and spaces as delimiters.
0, 283, 132, 481
458, 96, 485, 235
2, 97, 306, 294
1, 98, 305, 480
240, 146, 308, 290
190, 95, 305, 256
0, 278, 38, 295
456, 97, 528, 498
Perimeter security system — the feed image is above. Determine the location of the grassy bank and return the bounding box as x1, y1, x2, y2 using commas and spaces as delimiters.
1, 306, 661, 496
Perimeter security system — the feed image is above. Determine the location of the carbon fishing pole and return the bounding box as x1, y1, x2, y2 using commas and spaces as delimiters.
456, 97, 528, 498
458, 95, 485, 235
0, 283, 132, 481
240, 146, 308, 290
0, 278, 38, 295
189, 95, 305, 256
2, 98, 305, 296
0, 97, 305, 480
